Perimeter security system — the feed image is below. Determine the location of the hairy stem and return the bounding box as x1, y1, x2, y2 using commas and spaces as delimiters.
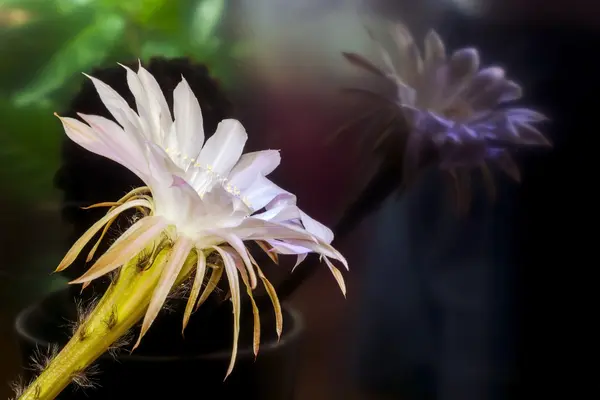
19, 248, 196, 400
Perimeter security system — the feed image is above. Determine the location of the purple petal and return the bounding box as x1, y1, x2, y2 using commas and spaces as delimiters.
447, 48, 480, 86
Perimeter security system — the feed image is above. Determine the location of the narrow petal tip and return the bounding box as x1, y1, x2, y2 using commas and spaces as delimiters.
131, 336, 142, 353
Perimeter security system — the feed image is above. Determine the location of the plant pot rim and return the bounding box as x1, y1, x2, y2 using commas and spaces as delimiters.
15, 289, 304, 363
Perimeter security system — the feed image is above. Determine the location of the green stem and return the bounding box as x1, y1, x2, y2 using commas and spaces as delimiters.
19, 248, 196, 400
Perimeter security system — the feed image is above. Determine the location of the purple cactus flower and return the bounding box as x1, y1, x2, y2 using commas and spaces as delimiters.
343, 22, 550, 185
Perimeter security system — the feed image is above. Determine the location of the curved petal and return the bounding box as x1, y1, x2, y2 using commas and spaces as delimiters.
172, 76, 205, 160
323, 256, 347, 297
212, 245, 242, 379
137, 62, 172, 139
144, 142, 182, 185
77, 113, 148, 177
299, 210, 334, 244
135, 236, 193, 349
55, 198, 153, 272
424, 30, 446, 68
266, 238, 348, 270
83, 73, 143, 136
243, 176, 288, 212
215, 232, 257, 288
228, 150, 281, 191
229, 217, 317, 242
144, 143, 210, 231
183, 249, 207, 333
252, 203, 301, 223
70, 216, 168, 283
197, 119, 247, 177
56, 115, 127, 169
119, 62, 153, 141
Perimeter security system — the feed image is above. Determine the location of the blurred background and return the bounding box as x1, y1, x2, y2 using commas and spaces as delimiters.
0, 0, 589, 398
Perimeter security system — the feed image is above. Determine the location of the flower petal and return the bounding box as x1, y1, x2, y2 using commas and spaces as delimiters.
195, 260, 224, 311
70, 216, 168, 283
56, 115, 128, 169
56, 198, 152, 272
172, 76, 205, 160
267, 238, 348, 270
216, 232, 257, 289
77, 113, 147, 177
299, 210, 334, 244
182, 249, 207, 334
228, 150, 281, 190
447, 48, 480, 87
83, 73, 142, 135
291, 254, 308, 272
242, 176, 288, 212
389, 22, 423, 82
232, 217, 317, 242
462, 66, 505, 102
136, 62, 173, 139
134, 236, 193, 350
252, 203, 301, 224
256, 265, 282, 340
323, 257, 347, 297
118, 63, 153, 141
424, 30, 446, 68
197, 119, 247, 177
256, 241, 279, 264
224, 248, 261, 357
212, 245, 242, 379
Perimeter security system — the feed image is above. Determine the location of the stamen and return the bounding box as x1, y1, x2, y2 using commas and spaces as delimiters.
164, 147, 252, 208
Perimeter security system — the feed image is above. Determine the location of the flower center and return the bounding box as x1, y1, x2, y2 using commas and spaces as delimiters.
165, 148, 252, 208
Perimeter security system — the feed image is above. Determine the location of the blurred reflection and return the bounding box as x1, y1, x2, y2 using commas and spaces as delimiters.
351, 0, 587, 399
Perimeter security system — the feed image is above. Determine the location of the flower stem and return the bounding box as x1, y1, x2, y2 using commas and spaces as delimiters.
19, 248, 196, 400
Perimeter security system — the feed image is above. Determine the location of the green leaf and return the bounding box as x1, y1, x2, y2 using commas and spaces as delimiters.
11, 12, 126, 107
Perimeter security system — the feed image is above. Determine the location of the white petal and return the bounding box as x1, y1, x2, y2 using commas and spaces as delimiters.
252, 203, 301, 223
230, 218, 317, 242
291, 254, 307, 272
83, 73, 142, 135
265, 239, 312, 255
144, 142, 180, 184
77, 113, 148, 178
183, 247, 206, 332
119, 63, 153, 141
144, 143, 208, 228
299, 210, 334, 244
173, 76, 205, 159
211, 245, 241, 379
268, 238, 348, 270
228, 150, 281, 190
57, 115, 125, 167
197, 119, 247, 177
243, 176, 288, 212
137, 62, 172, 139
216, 232, 257, 288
